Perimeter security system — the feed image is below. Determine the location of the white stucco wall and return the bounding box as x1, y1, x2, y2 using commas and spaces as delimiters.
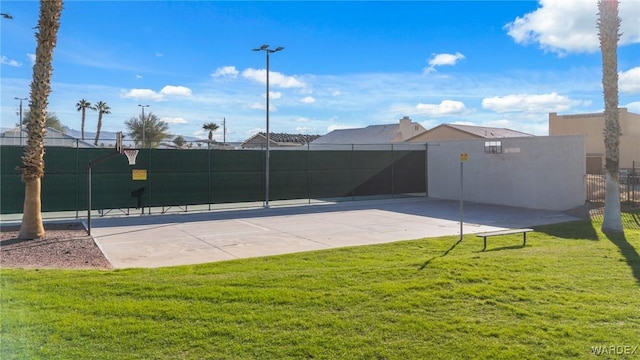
427, 136, 585, 211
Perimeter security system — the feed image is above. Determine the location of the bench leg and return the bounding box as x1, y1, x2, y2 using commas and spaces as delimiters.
483, 237, 487, 251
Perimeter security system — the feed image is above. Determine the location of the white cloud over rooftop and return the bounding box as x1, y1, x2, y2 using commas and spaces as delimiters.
482, 92, 579, 113
415, 100, 467, 116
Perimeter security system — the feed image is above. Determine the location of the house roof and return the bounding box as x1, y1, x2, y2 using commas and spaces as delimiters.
0, 126, 96, 147
241, 132, 321, 147
411, 124, 534, 140
311, 124, 401, 145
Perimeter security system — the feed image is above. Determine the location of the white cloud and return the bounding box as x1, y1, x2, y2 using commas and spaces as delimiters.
247, 127, 263, 136
505, 0, 640, 55
1, 56, 22, 67
626, 101, 640, 113
211, 66, 239, 78
121, 88, 164, 101
162, 117, 188, 124
268, 91, 282, 100
482, 92, 579, 113
27, 54, 35, 65
155, 52, 163, 57
295, 126, 318, 134
331, 89, 341, 96
242, 68, 306, 88
424, 52, 465, 74
415, 100, 467, 116
619, 67, 640, 94
122, 85, 192, 101
160, 85, 192, 96
301, 96, 315, 104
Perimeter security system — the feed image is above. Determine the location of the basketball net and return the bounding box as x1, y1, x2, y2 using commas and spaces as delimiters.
123, 149, 139, 165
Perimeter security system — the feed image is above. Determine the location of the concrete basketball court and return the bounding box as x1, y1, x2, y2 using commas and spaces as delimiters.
89, 197, 580, 269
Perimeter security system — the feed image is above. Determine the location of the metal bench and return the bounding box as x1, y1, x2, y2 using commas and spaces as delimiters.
475, 228, 534, 251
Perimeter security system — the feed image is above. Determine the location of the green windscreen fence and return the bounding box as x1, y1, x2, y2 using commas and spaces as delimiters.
0, 145, 426, 214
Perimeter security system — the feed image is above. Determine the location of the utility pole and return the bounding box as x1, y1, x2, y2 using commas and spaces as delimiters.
138, 104, 149, 148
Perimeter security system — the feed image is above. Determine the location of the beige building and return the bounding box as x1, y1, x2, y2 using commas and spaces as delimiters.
549, 108, 640, 173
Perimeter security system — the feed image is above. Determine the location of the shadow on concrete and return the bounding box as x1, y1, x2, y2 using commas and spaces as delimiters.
88, 198, 578, 232
605, 231, 640, 285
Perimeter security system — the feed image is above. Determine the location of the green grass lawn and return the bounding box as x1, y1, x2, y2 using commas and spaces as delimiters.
2, 214, 639, 359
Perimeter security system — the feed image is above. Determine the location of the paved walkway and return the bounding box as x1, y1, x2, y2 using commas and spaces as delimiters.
89, 197, 579, 268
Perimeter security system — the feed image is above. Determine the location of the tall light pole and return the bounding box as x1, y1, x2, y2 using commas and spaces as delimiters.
222, 117, 226, 147
253, 44, 284, 208
15, 97, 27, 146
138, 104, 149, 148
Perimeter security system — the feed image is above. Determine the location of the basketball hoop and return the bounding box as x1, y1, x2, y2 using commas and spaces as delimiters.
123, 149, 139, 165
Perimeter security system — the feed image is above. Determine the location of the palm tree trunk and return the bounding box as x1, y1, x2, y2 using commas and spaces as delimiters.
19, 178, 45, 239
19, 0, 63, 239
94, 114, 102, 146
81, 110, 85, 140
598, 0, 623, 233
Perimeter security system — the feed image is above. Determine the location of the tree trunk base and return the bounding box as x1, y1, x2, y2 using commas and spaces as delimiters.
19, 178, 46, 239
601, 171, 624, 233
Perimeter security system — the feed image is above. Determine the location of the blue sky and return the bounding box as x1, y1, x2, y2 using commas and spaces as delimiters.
1, 0, 639, 142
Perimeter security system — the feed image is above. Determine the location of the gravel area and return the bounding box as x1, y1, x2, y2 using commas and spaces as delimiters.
0, 222, 112, 270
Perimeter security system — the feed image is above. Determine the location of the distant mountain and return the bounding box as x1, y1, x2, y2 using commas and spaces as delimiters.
61, 126, 202, 144
62, 126, 117, 141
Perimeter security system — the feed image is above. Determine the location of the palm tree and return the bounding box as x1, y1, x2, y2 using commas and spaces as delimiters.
124, 112, 171, 148
93, 101, 111, 146
598, 0, 623, 233
19, 0, 63, 240
20, 111, 65, 132
172, 135, 186, 148
76, 98, 92, 140
203, 122, 219, 142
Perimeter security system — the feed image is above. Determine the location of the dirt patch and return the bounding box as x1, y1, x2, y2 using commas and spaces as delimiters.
1, 222, 112, 270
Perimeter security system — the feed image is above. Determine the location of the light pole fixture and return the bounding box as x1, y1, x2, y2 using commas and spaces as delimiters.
252, 44, 284, 208
138, 104, 149, 148
14, 97, 27, 146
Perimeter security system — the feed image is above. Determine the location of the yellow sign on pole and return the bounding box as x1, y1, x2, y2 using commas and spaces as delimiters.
460, 153, 468, 161
132, 169, 147, 181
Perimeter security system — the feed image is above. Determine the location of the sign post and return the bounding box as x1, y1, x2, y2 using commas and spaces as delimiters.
459, 153, 468, 240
